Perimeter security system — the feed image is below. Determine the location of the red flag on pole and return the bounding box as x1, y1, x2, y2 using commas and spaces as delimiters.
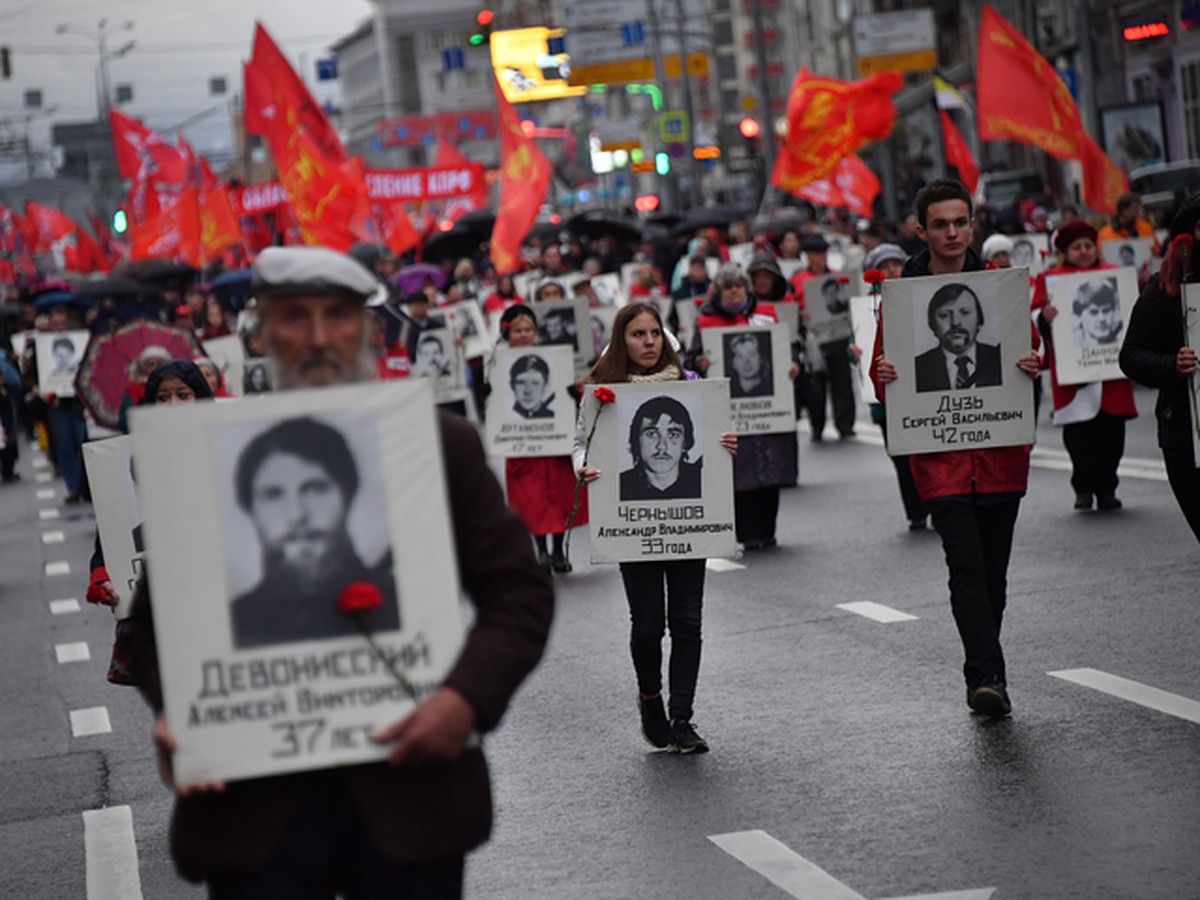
109, 109, 186, 184
490, 77, 551, 275
771, 69, 902, 194
976, 3, 1125, 211
24, 202, 76, 253
938, 109, 980, 193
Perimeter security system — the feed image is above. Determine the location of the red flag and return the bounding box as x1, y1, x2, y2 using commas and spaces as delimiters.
833, 155, 881, 217
130, 189, 201, 267
490, 77, 552, 274
371, 203, 421, 257
109, 109, 186, 185
25, 203, 76, 253
938, 109, 979, 193
771, 69, 902, 194
976, 4, 1126, 211
70, 226, 108, 273
247, 23, 347, 163
433, 138, 472, 168
87, 213, 124, 269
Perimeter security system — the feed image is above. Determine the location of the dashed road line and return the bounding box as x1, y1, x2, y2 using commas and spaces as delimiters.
837, 601, 919, 623
35, 472, 52, 483
707, 558, 747, 572
45, 560, 71, 576
56, 642, 91, 663
42, 530, 66, 544
49, 598, 82, 615
39, 508, 60, 520
36, 488, 56, 499
32, 457, 49, 469
1049, 668, 1200, 725
83, 805, 144, 900
70, 707, 112, 737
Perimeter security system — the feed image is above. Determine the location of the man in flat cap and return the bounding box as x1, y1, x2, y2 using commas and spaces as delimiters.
128, 246, 554, 899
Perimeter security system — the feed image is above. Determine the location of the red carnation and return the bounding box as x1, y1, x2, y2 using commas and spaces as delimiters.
337, 582, 384, 614
863, 269, 885, 286
836, 276, 850, 285
594, 386, 616, 405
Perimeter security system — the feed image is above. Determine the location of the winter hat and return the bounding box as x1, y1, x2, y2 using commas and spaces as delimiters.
746, 253, 787, 300
981, 234, 1014, 260
1053, 220, 1099, 253
800, 234, 829, 253
864, 243, 906, 269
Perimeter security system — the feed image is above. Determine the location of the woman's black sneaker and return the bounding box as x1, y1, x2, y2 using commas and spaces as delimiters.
667, 720, 709, 754
637, 695, 670, 748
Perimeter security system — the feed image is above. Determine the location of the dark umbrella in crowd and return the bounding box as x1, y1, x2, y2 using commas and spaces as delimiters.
454, 208, 497, 237
208, 268, 254, 310
33, 289, 87, 313
566, 210, 643, 244
74, 319, 204, 429
391, 263, 448, 297
113, 259, 200, 285
670, 204, 749, 237
72, 276, 146, 303
752, 206, 811, 241
422, 227, 483, 263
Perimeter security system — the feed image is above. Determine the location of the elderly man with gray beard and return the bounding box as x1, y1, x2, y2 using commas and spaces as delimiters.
127, 247, 554, 900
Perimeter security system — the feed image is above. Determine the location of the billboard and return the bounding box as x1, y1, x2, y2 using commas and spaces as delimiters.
491, 27, 588, 103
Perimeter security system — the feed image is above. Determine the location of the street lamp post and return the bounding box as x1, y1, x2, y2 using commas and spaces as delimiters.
55, 18, 136, 125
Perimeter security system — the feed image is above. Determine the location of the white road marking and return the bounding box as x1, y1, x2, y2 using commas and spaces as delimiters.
36, 488, 56, 499
56, 642, 91, 663
880, 892, 995, 900
837, 601, 919, 623
50, 598, 82, 615
1049, 668, 1200, 724
42, 530, 65, 544
84, 805, 144, 900
32, 457, 49, 469
707, 558, 747, 572
710, 830, 866, 899
70, 707, 112, 737
45, 560, 71, 576
39, 507, 60, 519
35, 472, 53, 483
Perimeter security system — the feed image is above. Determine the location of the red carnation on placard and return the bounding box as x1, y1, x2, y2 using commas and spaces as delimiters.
1039, 249, 1049, 258
594, 386, 616, 404
337, 581, 383, 614
836, 276, 850, 285
46, 393, 58, 405
863, 269, 885, 285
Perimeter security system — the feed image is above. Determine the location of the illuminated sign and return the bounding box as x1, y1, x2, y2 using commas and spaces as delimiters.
490, 27, 588, 103
693, 146, 721, 160
1123, 22, 1170, 40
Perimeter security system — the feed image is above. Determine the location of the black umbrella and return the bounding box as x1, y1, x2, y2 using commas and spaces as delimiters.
525, 220, 566, 244
566, 211, 642, 243
645, 211, 683, 229
113, 259, 200, 284
72, 276, 146, 301
454, 208, 497, 237
422, 227, 483, 263
752, 206, 812, 241
670, 204, 750, 237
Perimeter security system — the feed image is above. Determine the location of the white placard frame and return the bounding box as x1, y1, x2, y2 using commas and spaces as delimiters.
702, 323, 795, 434
1046, 268, 1137, 385
35, 329, 89, 398
803, 275, 854, 343
1101, 237, 1155, 272
485, 345, 576, 457
442, 301, 491, 361
130, 381, 464, 786
881, 269, 1035, 455
849, 294, 879, 406
412, 327, 469, 404
532, 296, 592, 374
1182, 283, 1200, 468
582, 379, 736, 563
82, 436, 142, 619
201, 334, 247, 397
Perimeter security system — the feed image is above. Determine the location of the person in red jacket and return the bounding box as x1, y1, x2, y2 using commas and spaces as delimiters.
1032, 220, 1137, 510
870, 180, 1040, 719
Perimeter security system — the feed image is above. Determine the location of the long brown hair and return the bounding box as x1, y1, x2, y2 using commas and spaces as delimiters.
585, 301, 684, 384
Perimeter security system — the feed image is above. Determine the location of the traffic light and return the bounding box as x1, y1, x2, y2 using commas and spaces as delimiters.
654, 151, 670, 176
739, 116, 762, 158
112, 208, 128, 235
469, 9, 494, 46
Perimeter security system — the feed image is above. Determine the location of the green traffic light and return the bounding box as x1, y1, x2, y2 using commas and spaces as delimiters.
112, 209, 128, 234
469, 32, 486, 46
654, 151, 670, 176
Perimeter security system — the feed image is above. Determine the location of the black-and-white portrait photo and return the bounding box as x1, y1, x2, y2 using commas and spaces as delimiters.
36, 329, 90, 397
537, 307, 578, 350
914, 282, 1003, 393
49, 334, 81, 375
1071, 277, 1124, 348
1118, 243, 1137, 268
618, 395, 703, 501
222, 415, 399, 650
1010, 237, 1038, 270
723, 331, 774, 398
243, 361, 272, 394
819, 276, 849, 315
507, 354, 555, 420
413, 332, 452, 378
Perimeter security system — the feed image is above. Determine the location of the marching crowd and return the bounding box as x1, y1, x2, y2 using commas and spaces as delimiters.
2, 179, 1199, 899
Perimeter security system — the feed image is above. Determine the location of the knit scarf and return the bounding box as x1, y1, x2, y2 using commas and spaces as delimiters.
628, 364, 682, 383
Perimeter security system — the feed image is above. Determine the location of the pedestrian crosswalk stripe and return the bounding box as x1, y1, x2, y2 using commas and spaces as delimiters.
49, 598, 81, 615
42, 530, 65, 544
70, 707, 112, 737
36, 488, 55, 499
706, 558, 746, 572
39, 508, 60, 520
45, 560, 71, 576
32, 458, 49, 469
837, 601, 919, 622
84, 806, 144, 900
35, 472, 52, 483
56, 642, 91, 663
1049, 668, 1200, 725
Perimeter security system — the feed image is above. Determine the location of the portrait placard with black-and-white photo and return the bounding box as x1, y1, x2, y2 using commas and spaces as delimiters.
442, 301, 490, 360
10, 329, 33, 363
129, 380, 464, 785
1101, 237, 1155, 272
1009, 233, 1049, 277
589, 273, 621, 306
82, 436, 143, 619
774, 301, 801, 342
1047, 268, 1137, 385
849, 294, 878, 406
582, 379, 736, 563
243, 359, 272, 395
201, 334, 247, 397
485, 345, 575, 457
411, 327, 468, 403
803, 274, 854, 343
35, 329, 88, 397
532, 296, 591, 374
674, 296, 701, 348
1181, 283, 1200, 467
882, 268, 1035, 455
589, 305, 618, 357
703, 323, 794, 434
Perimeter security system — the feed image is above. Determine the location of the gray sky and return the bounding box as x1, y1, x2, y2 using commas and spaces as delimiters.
0, 0, 372, 173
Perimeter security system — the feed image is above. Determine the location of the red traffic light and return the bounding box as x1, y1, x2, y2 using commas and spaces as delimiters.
477, 9, 494, 26
739, 117, 760, 139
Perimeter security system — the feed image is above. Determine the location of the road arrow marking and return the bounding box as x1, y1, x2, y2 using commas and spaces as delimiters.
84, 805, 144, 900
1049, 668, 1200, 725
837, 601, 918, 623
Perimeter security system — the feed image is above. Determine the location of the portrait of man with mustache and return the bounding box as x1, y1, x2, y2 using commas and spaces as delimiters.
618, 395, 703, 502
914, 282, 1003, 393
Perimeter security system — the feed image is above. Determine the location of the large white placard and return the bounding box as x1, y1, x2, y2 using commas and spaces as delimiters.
82, 436, 142, 619
1101, 237, 1155, 272
702, 323, 795, 434
582, 379, 736, 563
1182, 284, 1200, 468
803, 274, 854, 343
442, 301, 491, 360
532, 296, 592, 374
130, 381, 464, 785
412, 327, 469, 404
1046, 268, 1137, 385
882, 269, 1035, 455
10, 329, 33, 363
201, 334, 247, 397
1009, 233, 1050, 277
35, 329, 89, 398
485, 345, 576, 457
849, 294, 879, 406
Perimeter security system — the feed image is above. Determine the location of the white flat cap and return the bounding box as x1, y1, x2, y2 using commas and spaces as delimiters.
252, 247, 379, 301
